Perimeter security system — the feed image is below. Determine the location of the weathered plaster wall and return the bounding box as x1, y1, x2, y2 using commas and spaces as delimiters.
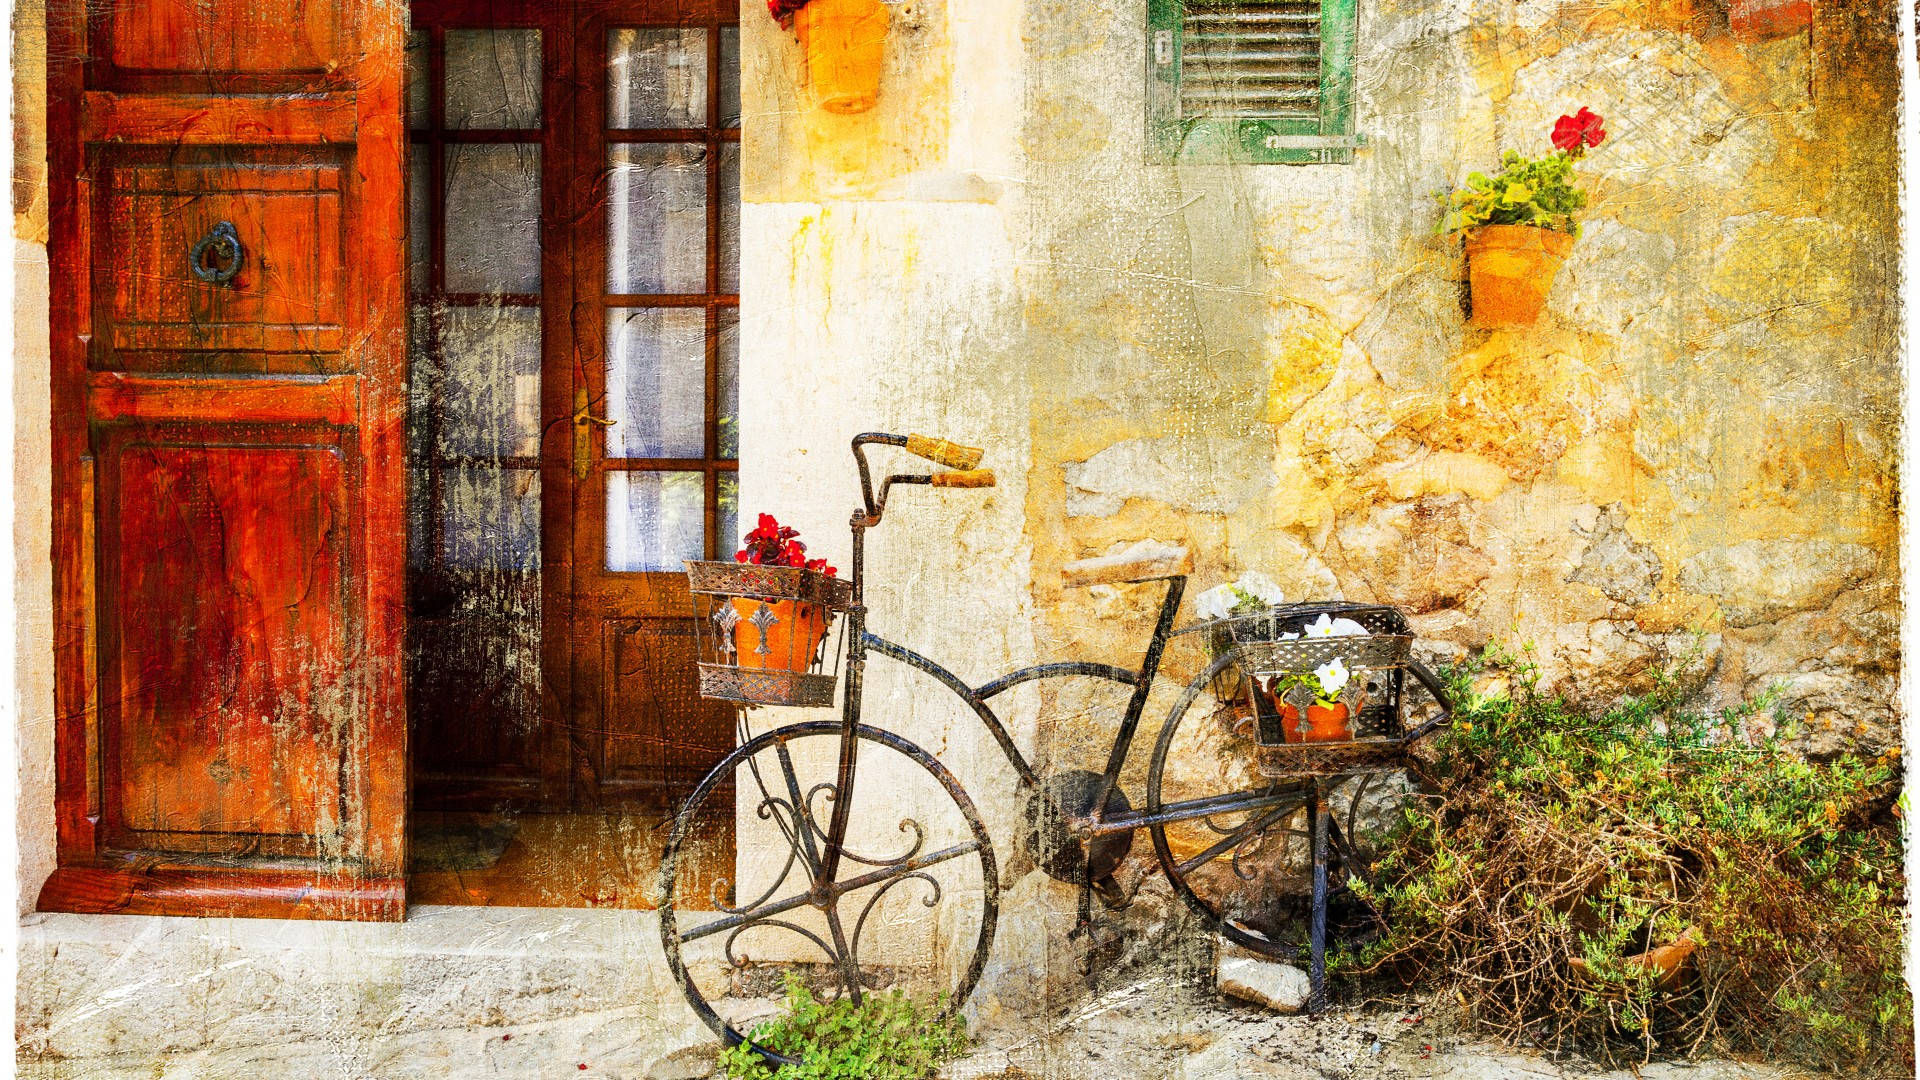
14, 0, 57, 918
1011, 0, 1901, 760
741, 0, 1901, 1005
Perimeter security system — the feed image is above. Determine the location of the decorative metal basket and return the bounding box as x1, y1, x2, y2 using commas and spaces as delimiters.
1189, 602, 1420, 777
685, 561, 855, 708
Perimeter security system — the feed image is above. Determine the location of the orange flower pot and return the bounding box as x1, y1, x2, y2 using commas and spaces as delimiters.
731, 598, 830, 672
1728, 0, 1811, 42
1279, 702, 1354, 744
793, 0, 890, 114
1463, 224, 1575, 330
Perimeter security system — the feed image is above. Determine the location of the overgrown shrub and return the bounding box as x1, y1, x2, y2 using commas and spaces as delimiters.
717, 975, 969, 1080
1349, 642, 1908, 1075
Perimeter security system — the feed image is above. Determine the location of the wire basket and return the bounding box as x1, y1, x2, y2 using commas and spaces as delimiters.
685, 561, 854, 708
1185, 602, 1420, 777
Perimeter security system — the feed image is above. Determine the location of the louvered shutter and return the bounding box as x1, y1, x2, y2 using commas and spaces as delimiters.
1147, 0, 1358, 164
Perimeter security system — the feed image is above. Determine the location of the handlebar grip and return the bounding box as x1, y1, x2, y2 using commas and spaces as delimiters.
905, 434, 984, 470
930, 469, 995, 488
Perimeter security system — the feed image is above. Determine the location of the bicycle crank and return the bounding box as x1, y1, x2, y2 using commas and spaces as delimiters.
1019, 770, 1135, 886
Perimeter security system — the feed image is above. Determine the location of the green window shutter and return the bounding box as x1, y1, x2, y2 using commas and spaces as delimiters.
1147, 0, 1359, 164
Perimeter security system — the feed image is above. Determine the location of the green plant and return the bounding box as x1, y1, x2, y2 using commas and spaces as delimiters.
1437, 108, 1605, 236
1345, 641, 1909, 1074
716, 975, 970, 1079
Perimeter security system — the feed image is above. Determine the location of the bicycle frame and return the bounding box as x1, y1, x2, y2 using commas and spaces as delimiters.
818, 434, 1311, 890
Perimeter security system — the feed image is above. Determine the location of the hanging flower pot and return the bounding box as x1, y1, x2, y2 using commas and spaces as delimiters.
1278, 700, 1355, 744
790, 0, 890, 115
730, 597, 831, 672
1463, 224, 1576, 331
725, 513, 839, 674
1728, 0, 1812, 43
1440, 107, 1607, 331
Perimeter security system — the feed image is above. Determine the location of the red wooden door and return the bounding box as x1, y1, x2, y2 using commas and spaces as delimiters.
38, 0, 409, 918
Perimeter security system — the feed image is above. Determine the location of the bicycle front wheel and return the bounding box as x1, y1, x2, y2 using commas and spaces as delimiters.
659, 721, 998, 1066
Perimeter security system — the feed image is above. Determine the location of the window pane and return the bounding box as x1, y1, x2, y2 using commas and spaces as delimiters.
717, 310, 739, 459
606, 308, 705, 459
441, 466, 542, 570
720, 27, 740, 127
718, 472, 739, 558
608, 144, 707, 294
608, 28, 709, 129
405, 28, 429, 130
445, 144, 541, 294
607, 471, 705, 571
719, 143, 739, 294
408, 152, 430, 292
445, 29, 542, 130
436, 305, 543, 458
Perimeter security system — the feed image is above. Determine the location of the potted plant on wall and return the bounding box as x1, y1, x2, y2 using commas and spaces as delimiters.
771, 0, 889, 114
1439, 107, 1606, 330
731, 514, 839, 672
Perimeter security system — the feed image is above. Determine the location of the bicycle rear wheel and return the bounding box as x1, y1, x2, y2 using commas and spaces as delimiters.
1144, 662, 1382, 964
659, 720, 998, 1067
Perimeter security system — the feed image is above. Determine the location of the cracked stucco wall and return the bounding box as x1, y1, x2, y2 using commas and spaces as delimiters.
736, 0, 1901, 1018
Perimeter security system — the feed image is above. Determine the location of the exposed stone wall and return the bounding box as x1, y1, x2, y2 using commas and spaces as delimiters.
1013, 0, 1902, 758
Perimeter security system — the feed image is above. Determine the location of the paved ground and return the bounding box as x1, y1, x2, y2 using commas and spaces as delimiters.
945, 976, 1821, 1080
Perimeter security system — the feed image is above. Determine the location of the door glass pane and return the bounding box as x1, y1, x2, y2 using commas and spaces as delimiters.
608, 144, 707, 294
606, 308, 706, 458
437, 306, 543, 458
608, 28, 709, 129
441, 466, 542, 569
717, 310, 739, 459
445, 144, 541, 294
718, 472, 739, 556
607, 471, 706, 571
445, 28, 542, 130
719, 27, 740, 127
719, 143, 739, 294
408, 153, 430, 293
405, 28, 430, 130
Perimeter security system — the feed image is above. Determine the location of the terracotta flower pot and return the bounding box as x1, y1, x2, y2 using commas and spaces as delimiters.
1569, 926, 1700, 991
1463, 223, 1575, 330
1279, 701, 1354, 744
730, 597, 830, 672
1728, 0, 1811, 42
794, 0, 890, 115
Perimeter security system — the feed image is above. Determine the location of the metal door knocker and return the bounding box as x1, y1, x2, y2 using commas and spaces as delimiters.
188, 221, 244, 285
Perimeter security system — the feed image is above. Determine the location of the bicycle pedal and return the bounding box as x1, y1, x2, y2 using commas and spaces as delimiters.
1090, 874, 1131, 911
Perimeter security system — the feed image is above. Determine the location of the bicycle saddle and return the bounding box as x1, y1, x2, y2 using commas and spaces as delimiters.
1062, 540, 1192, 589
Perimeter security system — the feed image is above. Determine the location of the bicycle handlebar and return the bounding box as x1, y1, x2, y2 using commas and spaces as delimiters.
930, 469, 995, 488
904, 434, 985, 470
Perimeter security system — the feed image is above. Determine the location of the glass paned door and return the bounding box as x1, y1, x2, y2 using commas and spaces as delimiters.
406, 22, 550, 809
406, 0, 740, 818
571, 12, 740, 811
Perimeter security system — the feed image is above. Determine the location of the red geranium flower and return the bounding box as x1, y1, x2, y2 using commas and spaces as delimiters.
1551, 107, 1606, 155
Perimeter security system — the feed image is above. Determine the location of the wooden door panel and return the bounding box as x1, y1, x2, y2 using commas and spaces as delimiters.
98, 428, 355, 855
41, 0, 407, 919
95, 153, 349, 368
107, 0, 350, 78
596, 617, 732, 811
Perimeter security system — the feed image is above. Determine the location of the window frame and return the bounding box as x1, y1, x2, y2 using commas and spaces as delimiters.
1145, 0, 1359, 165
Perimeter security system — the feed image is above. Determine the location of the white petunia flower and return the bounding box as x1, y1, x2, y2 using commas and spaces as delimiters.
1314, 658, 1350, 698
1194, 584, 1239, 621
1303, 613, 1369, 637
1233, 571, 1286, 608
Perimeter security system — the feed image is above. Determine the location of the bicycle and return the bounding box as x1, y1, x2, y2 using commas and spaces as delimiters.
659, 432, 1453, 1067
